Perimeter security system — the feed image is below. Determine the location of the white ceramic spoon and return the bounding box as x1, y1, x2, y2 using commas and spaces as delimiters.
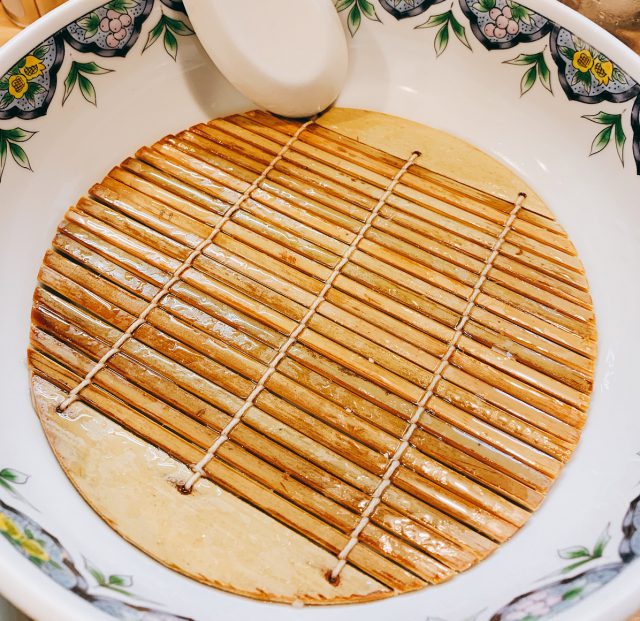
181, 0, 349, 119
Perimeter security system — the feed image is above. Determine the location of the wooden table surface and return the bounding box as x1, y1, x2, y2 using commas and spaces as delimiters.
0, 4, 20, 45
0, 1, 638, 620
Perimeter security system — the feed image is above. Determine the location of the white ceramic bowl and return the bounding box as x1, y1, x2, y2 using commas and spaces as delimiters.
1, 0, 640, 619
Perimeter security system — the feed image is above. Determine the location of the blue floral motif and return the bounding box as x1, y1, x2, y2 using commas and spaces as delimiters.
459, 0, 552, 50
488, 493, 640, 621
489, 564, 626, 621
63, 0, 154, 57
3, 463, 640, 621
0, 0, 154, 121
0, 484, 193, 620
0, 36, 65, 120
0, 0, 194, 177
379, 0, 444, 20
549, 26, 640, 104
0, 498, 88, 593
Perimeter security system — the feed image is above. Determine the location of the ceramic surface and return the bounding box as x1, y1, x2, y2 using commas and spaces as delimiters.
0, 1, 640, 620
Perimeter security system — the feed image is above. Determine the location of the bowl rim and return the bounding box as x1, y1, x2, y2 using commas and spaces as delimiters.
0, 0, 639, 619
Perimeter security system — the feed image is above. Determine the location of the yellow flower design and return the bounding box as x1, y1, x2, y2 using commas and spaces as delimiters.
20, 538, 50, 563
572, 49, 594, 73
592, 59, 614, 86
0, 514, 22, 540
19, 55, 45, 81
8, 74, 29, 99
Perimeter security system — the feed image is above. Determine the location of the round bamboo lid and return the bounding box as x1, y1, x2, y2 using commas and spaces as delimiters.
28, 108, 596, 605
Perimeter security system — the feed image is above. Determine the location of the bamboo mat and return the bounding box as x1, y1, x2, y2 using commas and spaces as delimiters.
28, 109, 597, 603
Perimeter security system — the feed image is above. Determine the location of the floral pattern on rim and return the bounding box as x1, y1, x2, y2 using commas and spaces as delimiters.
0, 0, 153, 121
459, 0, 552, 50
0, 473, 195, 620
0, 37, 65, 120
1, 0, 639, 180
632, 96, 640, 175
0, 0, 195, 182
424, 494, 639, 621
489, 564, 626, 621
0, 498, 89, 592
63, 0, 154, 57
7, 466, 638, 621
549, 26, 640, 104
488, 495, 640, 621
379, 0, 445, 20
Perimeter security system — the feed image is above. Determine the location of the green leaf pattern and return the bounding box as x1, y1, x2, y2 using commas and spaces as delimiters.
416, 10, 472, 57
583, 112, 627, 165
0, 129, 36, 182
105, 0, 137, 14
62, 61, 113, 106
77, 12, 101, 40
472, 0, 496, 12
450, 13, 472, 50
334, 0, 380, 37
556, 525, 612, 574
142, 13, 195, 60
505, 51, 554, 95
84, 558, 141, 598
507, 1, 534, 26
